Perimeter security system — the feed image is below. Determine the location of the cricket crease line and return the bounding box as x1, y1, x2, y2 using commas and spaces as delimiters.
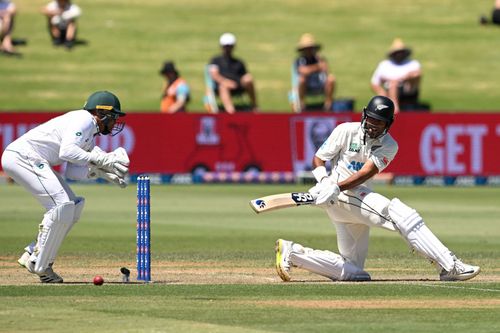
420, 283, 500, 293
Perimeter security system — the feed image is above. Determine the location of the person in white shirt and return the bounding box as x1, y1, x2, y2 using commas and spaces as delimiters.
275, 96, 480, 282
41, 0, 81, 49
370, 38, 421, 113
1, 91, 129, 283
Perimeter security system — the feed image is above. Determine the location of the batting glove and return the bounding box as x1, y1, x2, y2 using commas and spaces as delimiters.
314, 178, 340, 206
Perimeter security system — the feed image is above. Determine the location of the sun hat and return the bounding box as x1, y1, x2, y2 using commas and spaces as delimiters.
297, 33, 321, 51
219, 33, 236, 46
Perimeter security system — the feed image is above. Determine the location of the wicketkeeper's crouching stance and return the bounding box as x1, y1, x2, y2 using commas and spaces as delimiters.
276, 96, 480, 282
1, 91, 129, 283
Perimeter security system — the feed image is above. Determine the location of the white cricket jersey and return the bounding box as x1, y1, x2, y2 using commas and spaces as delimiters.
315, 122, 398, 186
6, 110, 98, 166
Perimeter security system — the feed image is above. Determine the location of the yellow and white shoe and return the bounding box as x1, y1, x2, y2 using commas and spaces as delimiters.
275, 239, 293, 282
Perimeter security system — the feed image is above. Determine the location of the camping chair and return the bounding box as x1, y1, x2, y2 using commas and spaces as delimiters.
288, 63, 327, 112
288, 63, 354, 113
203, 65, 251, 113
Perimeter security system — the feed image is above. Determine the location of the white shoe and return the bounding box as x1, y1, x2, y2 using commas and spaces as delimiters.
341, 270, 371, 282
275, 239, 293, 282
23, 259, 63, 283
439, 257, 480, 281
17, 251, 31, 267
38, 264, 64, 283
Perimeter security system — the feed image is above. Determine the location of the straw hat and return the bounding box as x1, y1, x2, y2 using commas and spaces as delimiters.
387, 38, 411, 57
297, 33, 321, 51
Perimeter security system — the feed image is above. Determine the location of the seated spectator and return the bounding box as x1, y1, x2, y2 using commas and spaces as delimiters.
294, 33, 336, 112
159, 61, 190, 113
0, 0, 17, 55
207, 33, 258, 113
370, 38, 422, 113
480, 0, 500, 25
41, 0, 81, 49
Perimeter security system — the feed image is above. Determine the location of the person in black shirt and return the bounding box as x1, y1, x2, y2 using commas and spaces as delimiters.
208, 33, 258, 113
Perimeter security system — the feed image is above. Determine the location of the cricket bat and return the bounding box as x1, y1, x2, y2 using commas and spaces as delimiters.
249, 192, 316, 214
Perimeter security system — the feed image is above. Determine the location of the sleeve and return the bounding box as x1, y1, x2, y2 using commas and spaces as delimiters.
315, 125, 346, 162
237, 59, 247, 76
58, 115, 93, 165
369, 139, 398, 172
410, 60, 421, 71
176, 83, 190, 100
370, 62, 383, 85
209, 56, 219, 66
64, 162, 89, 180
295, 56, 305, 68
45, 1, 57, 11
61, 4, 81, 20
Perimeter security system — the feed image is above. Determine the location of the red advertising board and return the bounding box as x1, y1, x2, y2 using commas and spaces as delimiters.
1, 112, 500, 176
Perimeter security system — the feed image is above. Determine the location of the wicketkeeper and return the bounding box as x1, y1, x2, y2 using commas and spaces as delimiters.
1, 91, 130, 283
275, 95, 481, 282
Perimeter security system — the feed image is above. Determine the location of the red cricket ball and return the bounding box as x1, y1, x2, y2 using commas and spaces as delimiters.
93, 275, 104, 286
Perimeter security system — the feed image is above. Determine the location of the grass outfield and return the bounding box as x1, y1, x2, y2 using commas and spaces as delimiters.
1, 0, 499, 112
0, 183, 499, 332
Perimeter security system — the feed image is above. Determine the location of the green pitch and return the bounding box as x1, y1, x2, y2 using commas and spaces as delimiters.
1, 0, 499, 111
0, 184, 499, 332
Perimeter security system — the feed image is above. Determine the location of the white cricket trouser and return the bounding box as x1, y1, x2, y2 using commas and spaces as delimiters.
323, 185, 395, 269
1, 149, 76, 210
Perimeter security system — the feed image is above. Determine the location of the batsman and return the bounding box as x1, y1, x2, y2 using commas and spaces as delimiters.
1, 91, 130, 283
275, 95, 481, 282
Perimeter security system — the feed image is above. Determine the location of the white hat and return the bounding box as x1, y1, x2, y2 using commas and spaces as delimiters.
219, 33, 236, 46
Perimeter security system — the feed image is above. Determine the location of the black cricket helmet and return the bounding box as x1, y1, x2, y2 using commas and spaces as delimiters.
362, 95, 395, 135
84, 91, 125, 136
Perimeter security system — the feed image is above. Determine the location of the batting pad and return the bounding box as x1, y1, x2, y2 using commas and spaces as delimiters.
33, 201, 77, 274
388, 198, 454, 271
290, 245, 370, 281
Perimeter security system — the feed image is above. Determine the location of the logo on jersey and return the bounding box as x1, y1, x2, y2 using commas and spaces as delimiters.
37, 163, 44, 169
376, 104, 389, 111
348, 161, 364, 171
349, 142, 361, 153
76, 132, 82, 136
382, 156, 389, 165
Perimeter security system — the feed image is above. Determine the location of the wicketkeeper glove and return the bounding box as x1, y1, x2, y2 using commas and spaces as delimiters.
89, 146, 129, 177
88, 165, 128, 188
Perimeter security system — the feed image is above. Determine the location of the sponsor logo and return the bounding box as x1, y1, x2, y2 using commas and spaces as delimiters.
348, 142, 360, 153
37, 163, 44, 169
376, 104, 389, 111
382, 156, 389, 165
96, 105, 114, 110
76, 132, 82, 136
291, 192, 314, 204
256, 200, 266, 209
348, 161, 364, 171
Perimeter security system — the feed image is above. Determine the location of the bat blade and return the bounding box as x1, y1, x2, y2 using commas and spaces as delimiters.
249, 192, 315, 214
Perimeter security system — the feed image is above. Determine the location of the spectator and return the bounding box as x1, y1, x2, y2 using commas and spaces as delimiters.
370, 38, 422, 113
41, 0, 81, 49
480, 0, 500, 25
159, 61, 190, 113
208, 32, 258, 113
295, 33, 336, 112
0, 0, 17, 55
